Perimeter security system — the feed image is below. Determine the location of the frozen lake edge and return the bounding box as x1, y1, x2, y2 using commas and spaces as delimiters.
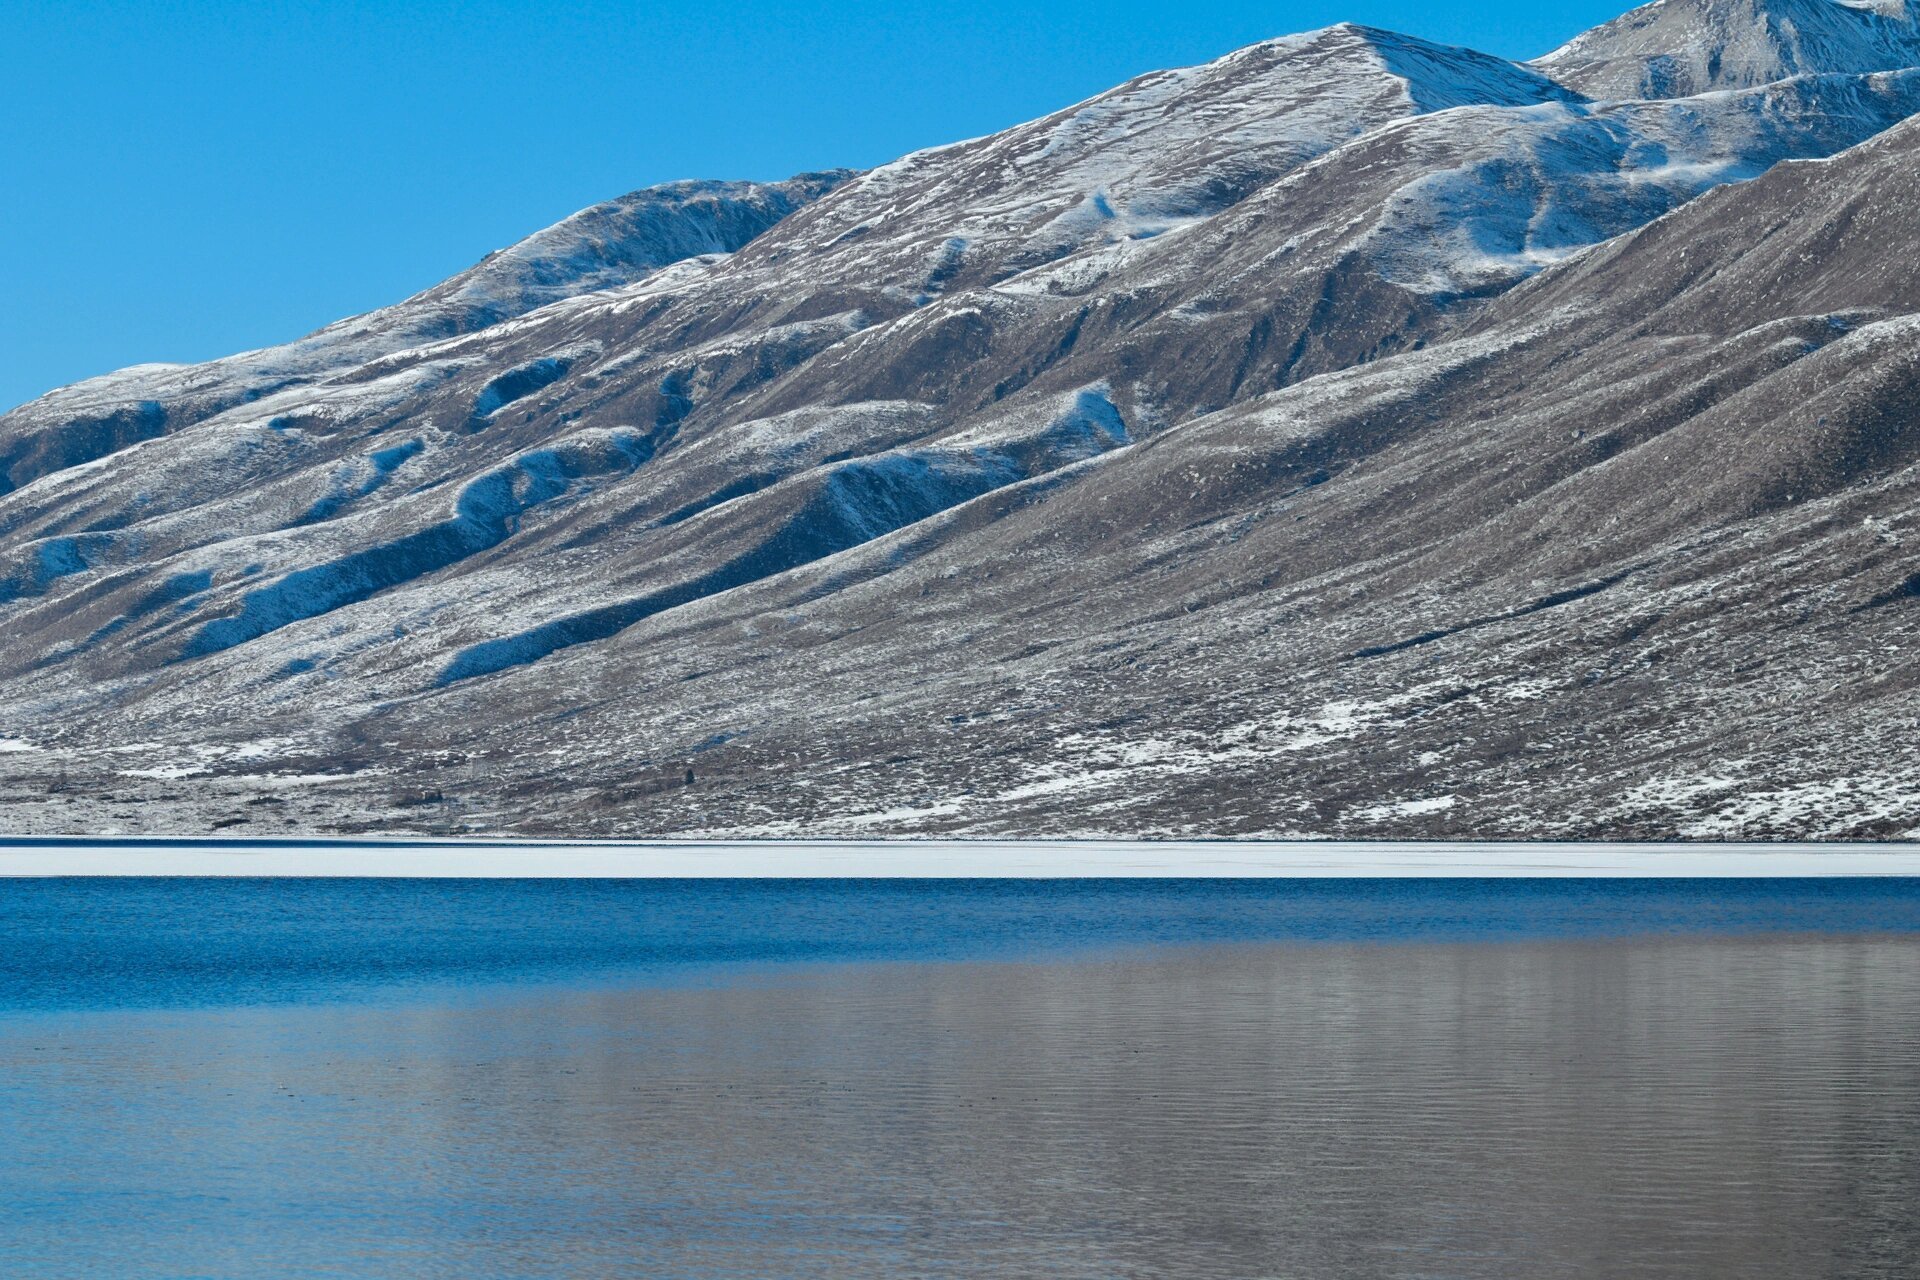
2, 837, 1918, 877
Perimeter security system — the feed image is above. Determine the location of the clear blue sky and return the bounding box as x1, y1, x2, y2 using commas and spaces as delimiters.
0, 0, 1625, 412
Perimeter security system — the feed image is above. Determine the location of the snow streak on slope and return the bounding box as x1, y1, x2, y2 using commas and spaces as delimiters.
1351, 69, 1920, 293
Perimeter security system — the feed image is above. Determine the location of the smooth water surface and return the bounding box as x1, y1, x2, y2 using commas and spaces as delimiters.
2, 879, 1918, 1277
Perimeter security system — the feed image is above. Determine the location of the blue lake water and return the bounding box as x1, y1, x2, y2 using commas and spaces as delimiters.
3, 878, 1919, 1277
6, 876, 1920, 1012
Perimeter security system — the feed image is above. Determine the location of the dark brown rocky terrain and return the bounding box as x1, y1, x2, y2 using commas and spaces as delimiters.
2, 0, 1917, 839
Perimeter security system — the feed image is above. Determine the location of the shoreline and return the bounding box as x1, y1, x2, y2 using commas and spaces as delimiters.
3, 837, 1920, 877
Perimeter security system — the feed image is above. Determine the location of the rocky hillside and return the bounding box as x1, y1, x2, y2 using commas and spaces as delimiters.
2, 0, 1918, 840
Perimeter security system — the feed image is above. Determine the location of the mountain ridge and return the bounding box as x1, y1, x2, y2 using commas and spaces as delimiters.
0, 172, 852, 492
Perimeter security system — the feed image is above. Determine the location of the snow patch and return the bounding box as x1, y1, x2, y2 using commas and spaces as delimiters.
1351, 795, 1458, 821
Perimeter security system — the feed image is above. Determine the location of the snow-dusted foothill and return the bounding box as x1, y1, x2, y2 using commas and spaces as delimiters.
3, 0, 1920, 841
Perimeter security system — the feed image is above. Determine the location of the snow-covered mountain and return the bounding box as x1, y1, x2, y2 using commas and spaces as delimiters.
4, 1, 1920, 840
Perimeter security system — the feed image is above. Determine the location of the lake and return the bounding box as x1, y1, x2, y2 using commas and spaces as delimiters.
2, 877, 1918, 1277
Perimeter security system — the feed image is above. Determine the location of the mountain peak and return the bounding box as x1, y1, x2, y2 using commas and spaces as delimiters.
1222, 21, 1580, 114
1537, 0, 1920, 97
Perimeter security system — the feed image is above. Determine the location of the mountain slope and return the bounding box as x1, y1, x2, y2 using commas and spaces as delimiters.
3, 3, 1920, 839
413, 116, 1920, 840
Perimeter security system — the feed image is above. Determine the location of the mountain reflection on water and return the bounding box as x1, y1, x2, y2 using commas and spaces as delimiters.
2, 881, 1918, 1277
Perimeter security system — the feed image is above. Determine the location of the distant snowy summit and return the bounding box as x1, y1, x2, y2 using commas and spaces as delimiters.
1538, 0, 1920, 97
4, 0, 1920, 843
